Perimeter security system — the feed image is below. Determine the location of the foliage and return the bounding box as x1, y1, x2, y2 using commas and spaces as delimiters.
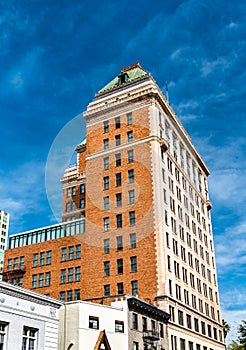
238, 320, 246, 350
223, 319, 231, 339
227, 340, 243, 350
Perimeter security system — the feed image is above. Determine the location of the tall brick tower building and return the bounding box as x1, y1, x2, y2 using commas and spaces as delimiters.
4, 63, 224, 350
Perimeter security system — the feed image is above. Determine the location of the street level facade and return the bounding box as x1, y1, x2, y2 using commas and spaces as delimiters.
3, 63, 224, 350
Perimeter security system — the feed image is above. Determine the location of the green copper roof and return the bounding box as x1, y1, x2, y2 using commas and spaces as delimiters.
98, 62, 150, 94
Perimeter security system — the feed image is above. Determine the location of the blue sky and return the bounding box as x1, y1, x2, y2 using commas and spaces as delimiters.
0, 0, 245, 341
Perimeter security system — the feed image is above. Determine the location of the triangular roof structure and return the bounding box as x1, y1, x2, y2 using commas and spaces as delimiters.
94, 330, 111, 350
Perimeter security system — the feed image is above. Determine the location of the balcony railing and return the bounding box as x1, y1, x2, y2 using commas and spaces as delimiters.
143, 330, 160, 341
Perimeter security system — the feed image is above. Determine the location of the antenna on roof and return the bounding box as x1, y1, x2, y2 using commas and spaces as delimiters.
165, 81, 169, 102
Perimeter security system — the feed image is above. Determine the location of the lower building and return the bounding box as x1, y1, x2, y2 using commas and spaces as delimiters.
58, 295, 169, 350
0, 211, 9, 280
0, 281, 62, 350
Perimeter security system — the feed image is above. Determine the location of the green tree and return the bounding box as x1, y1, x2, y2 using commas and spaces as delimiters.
238, 320, 246, 350
223, 319, 231, 339
227, 340, 242, 350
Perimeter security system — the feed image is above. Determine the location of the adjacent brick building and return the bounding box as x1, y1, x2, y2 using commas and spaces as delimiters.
3, 63, 225, 350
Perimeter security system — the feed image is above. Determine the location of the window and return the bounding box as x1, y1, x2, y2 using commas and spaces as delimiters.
72, 186, 76, 196
117, 236, 123, 251
180, 339, 186, 350
33, 253, 38, 267
115, 134, 121, 146
194, 318, 199, 332
89, 316, 99, 329
104, 138, 109, 149
66, 188, 70, 198
116, 173, 122, 186
7, 259, 12, 270
80, 184, 85, 193
116, 193, 122, 207
115, 320, 124, 332
128, 150, 134, 163
61, 247, 66, 261
129, 190, 135, 204
104, 261, 110, 276
22, 326, 38, 350
115, 116, 121, 129
131, 280, 138, 296
104, 239, 110, 254
132, 313, 138, 329
104, 196, 109, 210
104, 157, 109, 170
117, 259, 123, 274
38, 273, 44, 287
68, 268, 73, 282
68, 246, 74, 260
127, 112, 132, 125
80, 199, 85, 208
104, 217, 110, 231
60, 291, 65, 301
46, 251, 52, 265
104, 120, 109, 133
104, 284, 110, 296
116, 214, 122, 228
20, 256, 25, 268
74, 289, 80, 301
130, 233, 136, 248
45, 272, 51, 286
178, 310, 184, 325
75, 266, 80, 281
127, 131, 133, 142
129, 211, 136, 226
117, 282, 124, 295
104, 176, 109, 190
142, 317, 147, 332
128, 169, 134, 183
130, 256, 137, 272
0, 322, 8, 348
133, 342, 139, 350
76, 245, 81, 259
32, 275, 37, 288
186, 314, 192, 329
60, 269, 66, 284
67, 290, 73, 301
115, 153, 121, 166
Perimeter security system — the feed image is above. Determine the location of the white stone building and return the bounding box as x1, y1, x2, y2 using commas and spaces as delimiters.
0, 281, 62, 350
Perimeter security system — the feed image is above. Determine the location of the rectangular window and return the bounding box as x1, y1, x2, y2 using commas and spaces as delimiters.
104, 196, 110, 210
104, 176, 109, 190
38, 273, 44, 287
127, 131, 133, 142
68, 267, 73, 282
60, 269, 66, 284
67, 290, 73, 301
61, 247, 66, 261
115, 153, 121, 166
45, 272, 51, 286
66, 188, 70, 198
129, 190, 135, 204
104, 138, 109, 150
76, 245, 81, 259
72, 186, 76, 196
115, 116, 121, 129
33, 253, 38, 267
132, 313, 138, 330
75, 266, 80, 281
117, 282, 124, 295
178, 310, 184, 325
104, 157, 109, 170
117, 259, 123, 274
0, 322, 8, 348
104, 121, 109, 133
128, 150, 134, 163
80, 199, 85, 209
32, 275, 37, 288
22, 326, 38, 350
130, 256, 137, 272
20, 256, 25, 268
116, 214, 122, 228
115, 320, 124, 332
68, 246, 74, 260
104, 284, 110, 296
129, 211, 136, 226
46, 251, 52, 265
89, 316, 99, 329
116, 173, 122, 186
142, 317, 147, 332
117, 236, 123, 251
116, 193, 122, 207
74, 289, 80, 301
131, 280, 138, 296
115, 134, 121, 146
127, 112, 132, 125
104, 239, 110, 254
104, 261, 110, 276
60, 291, 65, 301
80, 184, 85, 193
133, 342, 139, 350
128, 169, 134, 183
130, 233, 136, 248
104, 217, 110, 231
